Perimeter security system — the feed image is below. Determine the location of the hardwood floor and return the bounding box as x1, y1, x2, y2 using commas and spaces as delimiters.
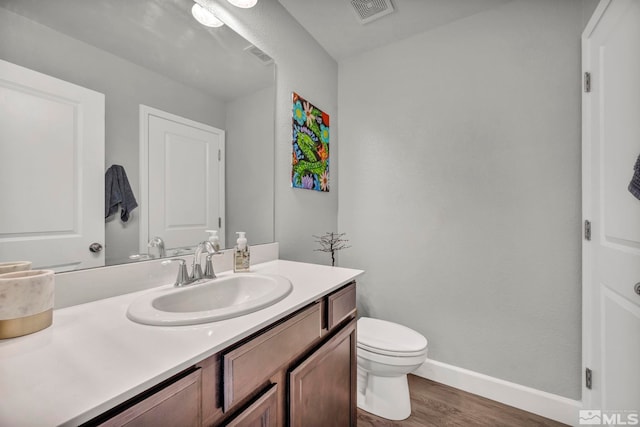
357, 375, 568, 427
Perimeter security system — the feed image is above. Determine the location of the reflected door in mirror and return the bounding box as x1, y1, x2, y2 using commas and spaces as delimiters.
141, 106, 225, 252
0, 60, 105, 271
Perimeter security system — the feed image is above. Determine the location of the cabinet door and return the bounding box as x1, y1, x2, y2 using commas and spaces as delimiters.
224, 384, 278, 427
98, 369, 201, 427
289, 319, 357, 427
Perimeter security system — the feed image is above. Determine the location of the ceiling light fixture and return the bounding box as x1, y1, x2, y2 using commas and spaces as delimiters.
192, 3, 224, 27
226, 0, 258, 8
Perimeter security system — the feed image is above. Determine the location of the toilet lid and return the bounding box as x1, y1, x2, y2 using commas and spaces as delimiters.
357, 317, 427, 355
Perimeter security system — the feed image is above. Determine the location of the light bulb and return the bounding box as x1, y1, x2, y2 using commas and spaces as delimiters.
191, 3, 224, 27
226, 0, 258, 8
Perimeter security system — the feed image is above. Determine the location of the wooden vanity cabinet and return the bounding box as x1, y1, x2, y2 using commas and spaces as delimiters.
224, 384, 278, 427
289, 318, 357, 427
94, 368, 202, 427
326, 282, 356, 330
91, 282, 357, 427
222, 302, 324, 412
205, 281, 357, 427
198, 352, 224, 426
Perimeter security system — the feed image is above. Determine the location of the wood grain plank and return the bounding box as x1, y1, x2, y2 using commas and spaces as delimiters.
357, 375, 568, 427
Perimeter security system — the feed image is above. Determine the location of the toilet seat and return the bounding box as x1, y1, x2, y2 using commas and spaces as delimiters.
357, 317, 428, 356
357, 342, 427, 357
358, 346, 428, 367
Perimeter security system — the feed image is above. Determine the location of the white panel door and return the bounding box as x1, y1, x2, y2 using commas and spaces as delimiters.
583, 0, 640, 413
141, 106, 225, 252
0, 60, 105, 271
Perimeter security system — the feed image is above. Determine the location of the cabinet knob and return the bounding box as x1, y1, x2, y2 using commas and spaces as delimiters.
89, 243, 103, 253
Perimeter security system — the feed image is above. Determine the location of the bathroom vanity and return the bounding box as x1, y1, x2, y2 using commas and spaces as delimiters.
0, 259, 362, 427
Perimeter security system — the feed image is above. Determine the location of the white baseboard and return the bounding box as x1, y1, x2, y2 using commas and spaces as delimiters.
412, 359, 582, 426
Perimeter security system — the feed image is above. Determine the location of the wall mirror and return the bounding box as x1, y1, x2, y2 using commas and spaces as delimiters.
0, 0, 275, 271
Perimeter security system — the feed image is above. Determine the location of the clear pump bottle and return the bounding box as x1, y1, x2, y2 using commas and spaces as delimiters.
206, 229, 221, 252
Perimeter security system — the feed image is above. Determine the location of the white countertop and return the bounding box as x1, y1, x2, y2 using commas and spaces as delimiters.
0, 260, 363, 427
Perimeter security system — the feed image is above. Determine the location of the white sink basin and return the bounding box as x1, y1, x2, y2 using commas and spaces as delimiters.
127, 273, 293, 326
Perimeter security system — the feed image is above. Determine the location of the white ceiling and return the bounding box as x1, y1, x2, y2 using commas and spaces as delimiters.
278, 0, 512, 61
0, 0, 274, 101
1, 0, 514, 95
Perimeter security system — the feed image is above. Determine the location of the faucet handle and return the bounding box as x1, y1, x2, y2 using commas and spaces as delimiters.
162, 258, 191, 287
203, 254, 217, 279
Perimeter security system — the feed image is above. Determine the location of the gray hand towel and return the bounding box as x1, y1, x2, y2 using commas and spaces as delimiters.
629, 153, 640, 201
105, 165, 138, 222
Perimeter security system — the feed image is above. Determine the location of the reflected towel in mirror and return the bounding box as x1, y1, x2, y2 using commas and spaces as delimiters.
629, 153, 640, 201
105, 165, 138, 222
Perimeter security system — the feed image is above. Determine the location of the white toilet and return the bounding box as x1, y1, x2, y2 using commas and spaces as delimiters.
356, 317, 428, 421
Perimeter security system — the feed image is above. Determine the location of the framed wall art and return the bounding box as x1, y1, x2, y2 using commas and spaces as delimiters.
291, 92, 329, 192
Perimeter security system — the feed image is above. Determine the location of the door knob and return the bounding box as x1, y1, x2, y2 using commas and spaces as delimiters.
89, 243, 103, 253
635, 282, 640, 296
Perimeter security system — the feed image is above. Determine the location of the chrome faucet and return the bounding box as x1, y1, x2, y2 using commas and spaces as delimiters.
162, 242, 221, 287
147, 236, 166, 258
191, 241, 221, 281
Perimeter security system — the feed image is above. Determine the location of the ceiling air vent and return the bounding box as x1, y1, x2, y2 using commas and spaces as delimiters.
350, 0, 394, 24
244, 44, 273, 65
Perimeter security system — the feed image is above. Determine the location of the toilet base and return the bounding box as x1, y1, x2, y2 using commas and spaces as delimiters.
357, 368, 411, 421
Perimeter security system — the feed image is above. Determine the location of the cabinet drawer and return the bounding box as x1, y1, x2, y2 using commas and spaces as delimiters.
98, 369, 201, 427
327, 282, 356, 330
223, 384, 278, 427
223, 302, 322, 411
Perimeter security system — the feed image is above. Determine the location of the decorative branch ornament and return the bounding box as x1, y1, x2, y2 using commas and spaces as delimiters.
313, 232, 351, 266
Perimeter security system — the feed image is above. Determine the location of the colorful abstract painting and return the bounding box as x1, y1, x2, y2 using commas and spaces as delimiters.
291, 92, 329, 192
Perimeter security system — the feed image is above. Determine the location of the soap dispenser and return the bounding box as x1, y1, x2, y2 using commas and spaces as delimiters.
206, 229, 221, 252
234, 232, 250, 273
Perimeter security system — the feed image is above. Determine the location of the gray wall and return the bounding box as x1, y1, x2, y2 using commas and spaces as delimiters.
338, 0, 593, 399
225, 85, 275, 247
206, 0, 339, 265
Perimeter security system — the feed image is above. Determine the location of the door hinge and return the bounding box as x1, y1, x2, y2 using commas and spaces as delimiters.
218, 217, 222, 228
584, 220, 591, 241
584, 72, 591, 93
586, 367, 593, 389
218, 149, 221, 161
